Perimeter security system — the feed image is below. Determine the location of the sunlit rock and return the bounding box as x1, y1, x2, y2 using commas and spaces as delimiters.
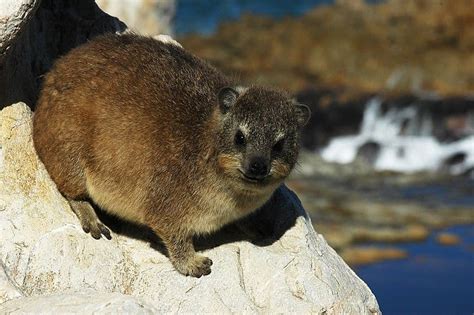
97, 0, 175, 35
0, 103, 380, 314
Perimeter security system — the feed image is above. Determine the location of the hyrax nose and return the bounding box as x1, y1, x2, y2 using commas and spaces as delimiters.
246, 157, 270, 179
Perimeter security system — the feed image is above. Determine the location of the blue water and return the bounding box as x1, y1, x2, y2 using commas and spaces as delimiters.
175, 0, 332, 35
356, 225, 474, 315
364, 178, 474, 208
175, 0, 386, 35
398, 182, 474, 207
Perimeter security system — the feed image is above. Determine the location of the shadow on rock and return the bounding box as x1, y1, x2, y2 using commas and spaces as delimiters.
94, 185, 302, 256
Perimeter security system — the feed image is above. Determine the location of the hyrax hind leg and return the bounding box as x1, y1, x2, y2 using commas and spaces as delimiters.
54, 170, 111, 240
159, 231, 213, 277
49, 160, 112, 240
68, 199, 111, 240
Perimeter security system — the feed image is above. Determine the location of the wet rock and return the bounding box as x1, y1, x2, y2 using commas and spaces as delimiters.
356, 141, 381, 165
295, 87, 370, 149
295, 150, 375, 178
0, 103, 380, 314
340, 247, 407, 266
316, 224, 429, 250
443, 152, 466, 166
462, 167, 474, 178
295, 87, 474, 152
352, 225, 429, 243
436, 233, 461, 246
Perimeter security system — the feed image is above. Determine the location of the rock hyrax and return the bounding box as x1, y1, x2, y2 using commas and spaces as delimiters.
33, 33, 310, 277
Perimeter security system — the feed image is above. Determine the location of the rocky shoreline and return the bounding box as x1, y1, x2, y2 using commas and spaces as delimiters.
288, 151, 474, 266
296, 87, 474, 150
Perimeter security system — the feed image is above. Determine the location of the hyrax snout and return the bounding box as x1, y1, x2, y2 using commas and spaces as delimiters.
33, 33, 310, 277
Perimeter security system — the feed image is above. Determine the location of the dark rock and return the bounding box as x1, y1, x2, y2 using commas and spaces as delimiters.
461, 167, 474, 178
444, 152, 467, 166
0, 0, 127, 109
296, 87, 371, 149
356, 141, 380, 165
296, 87, 474, 151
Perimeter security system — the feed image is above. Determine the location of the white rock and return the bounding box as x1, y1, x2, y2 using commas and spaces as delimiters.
0, 0, 38, 57
0, 291, 158, 314
0, 103, 380, 314
97, 0, 175, 35
0, 262, 22, 304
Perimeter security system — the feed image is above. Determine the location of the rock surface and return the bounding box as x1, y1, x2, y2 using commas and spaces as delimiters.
1, 291, 159, 314
0, 0, 126, 108
0, 103, 380, 313
97, 0, 175, 36
0, 0, 38, 59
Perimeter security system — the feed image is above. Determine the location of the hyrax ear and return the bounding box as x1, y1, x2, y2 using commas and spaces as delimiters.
218, 87, 239, 113
294, 101, 311, 127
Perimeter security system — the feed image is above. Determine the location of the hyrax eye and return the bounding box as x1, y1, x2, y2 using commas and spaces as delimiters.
273, 138, 285, 152
234, 130, 246, 146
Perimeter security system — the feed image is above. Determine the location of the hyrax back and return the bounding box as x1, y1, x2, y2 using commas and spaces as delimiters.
33, 33, 310, 277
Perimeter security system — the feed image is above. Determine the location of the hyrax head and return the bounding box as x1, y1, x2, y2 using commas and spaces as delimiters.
216, 86, 310, 191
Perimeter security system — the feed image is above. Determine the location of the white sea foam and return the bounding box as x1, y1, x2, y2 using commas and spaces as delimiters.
321, 98, 474, 176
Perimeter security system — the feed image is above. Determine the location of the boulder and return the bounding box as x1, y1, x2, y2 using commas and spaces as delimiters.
0, 103, 380, 313
0, 0, 126, 108
96, 0, 175, 36
1, 290, 158, 313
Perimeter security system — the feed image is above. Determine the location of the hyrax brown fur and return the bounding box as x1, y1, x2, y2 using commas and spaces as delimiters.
33, 33, 310, 277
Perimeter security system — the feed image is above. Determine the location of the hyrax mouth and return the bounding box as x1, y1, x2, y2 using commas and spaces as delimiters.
238, 169, 268, 184
217, 153, 279, 187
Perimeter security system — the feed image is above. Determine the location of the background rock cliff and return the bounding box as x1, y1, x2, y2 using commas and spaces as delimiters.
181, 0, 474, 96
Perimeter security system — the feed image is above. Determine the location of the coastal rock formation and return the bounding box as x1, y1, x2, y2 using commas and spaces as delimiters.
181, 0, 474, 96
0, 0, 126, 108
288, 150, 474, 266
0, 103, 380, 313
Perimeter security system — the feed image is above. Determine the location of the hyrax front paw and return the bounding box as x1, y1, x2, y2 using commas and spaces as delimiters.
173, 254, 213, 278
68, 200, 112, 240
81, 219, 112, 240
